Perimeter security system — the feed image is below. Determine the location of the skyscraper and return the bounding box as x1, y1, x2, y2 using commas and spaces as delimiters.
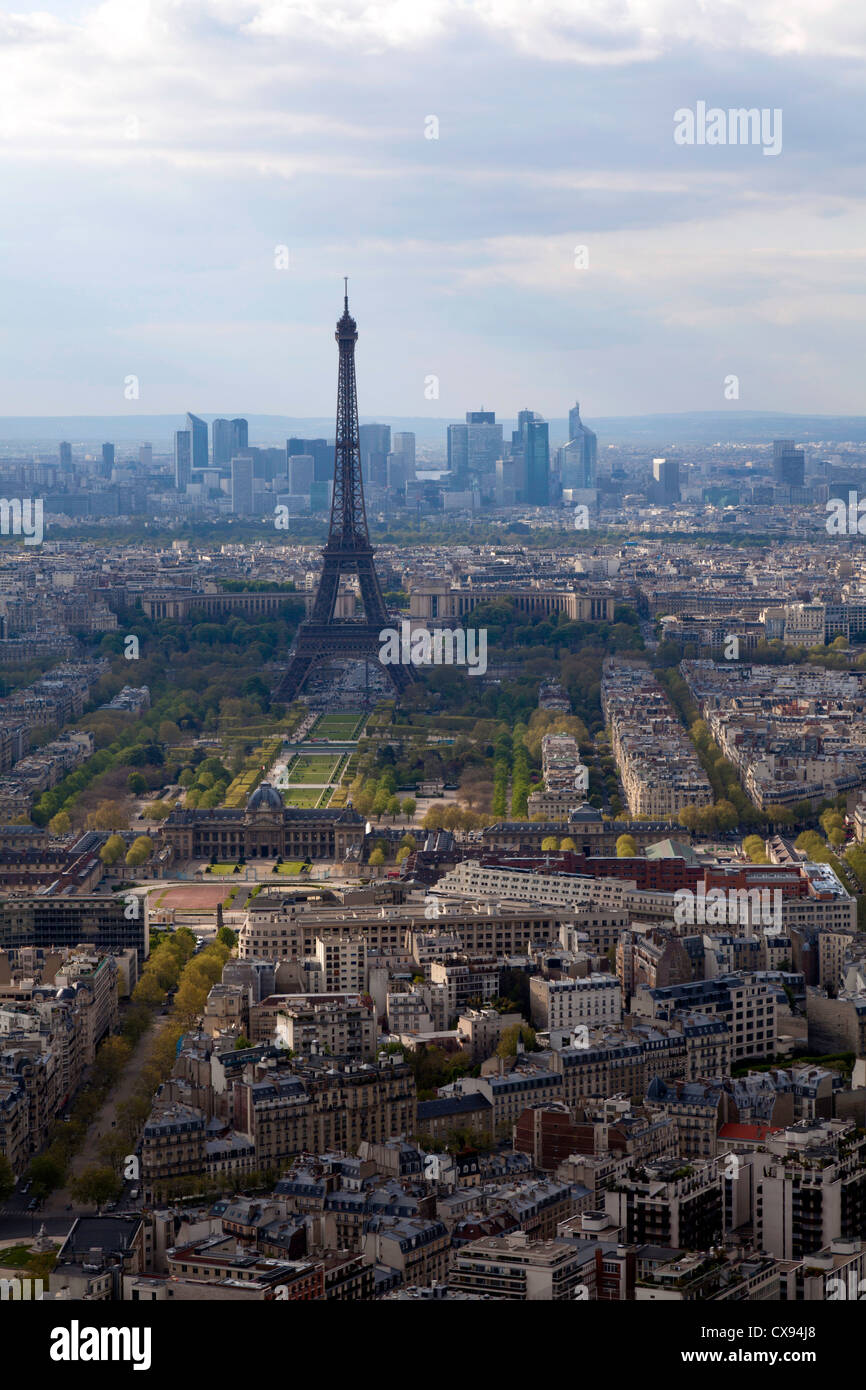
101, 443, 115, 478
59, 442, 72, 472
652, 456, 680, 504
359, 423, 391, 487
288, 438, 331, 483
515, 410, 550, 505
174, 430, 191, 490
773, 439, 805, 489
231, 455, 255, 515
447, 412, 502, 490
392, 432, 416, 477
231, 418, 248, 458
186, 413, 209, 472
288, 453, 315, 494
212, 418, 233, 468
139, 443, 152, 468
563, 402, 597, 488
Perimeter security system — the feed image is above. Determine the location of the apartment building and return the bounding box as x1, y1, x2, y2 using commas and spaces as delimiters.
448, 1230, 598, 1300
529, 974, 621, 1038
757, 1121, 866, 1261
601, 659, 712, 818
606, 1158, 723, 1250
272, 995, 376, 1060
633, 973, 777, 1064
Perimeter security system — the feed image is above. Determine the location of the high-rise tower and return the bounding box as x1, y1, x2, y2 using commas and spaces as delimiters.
275, 287, 413, 701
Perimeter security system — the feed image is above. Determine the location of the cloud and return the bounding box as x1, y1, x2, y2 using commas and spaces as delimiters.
0, 0, 863, 416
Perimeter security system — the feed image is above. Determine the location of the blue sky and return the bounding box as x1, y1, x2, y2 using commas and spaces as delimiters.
0, 0, 864, 419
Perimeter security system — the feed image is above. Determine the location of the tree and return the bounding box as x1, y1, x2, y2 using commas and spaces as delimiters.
402, 797, 416, 820
125, 835, 153, 867
28, 1154, 65, 1196
560, 837, 576, 851
396, 845, 411, 864
88, 801, 127, 832
368, 847, 385, 868
616, 834, 637, 858
132, 973, 165, 1006
48, 810, 71, 835
386, 795, 401, 820
216, 925, 237, 948
70, 1165, 122, 1207
127, 771, 147, 795
496, 1023, 538, 1059
541, 836, 559, 852
100, 833, 126, 866
94, 1035, 132, 1085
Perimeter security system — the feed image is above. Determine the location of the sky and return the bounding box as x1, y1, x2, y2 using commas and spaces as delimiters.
0, 0, 864, 421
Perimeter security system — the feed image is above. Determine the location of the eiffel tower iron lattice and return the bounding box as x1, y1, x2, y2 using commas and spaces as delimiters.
275, 285, 413, 702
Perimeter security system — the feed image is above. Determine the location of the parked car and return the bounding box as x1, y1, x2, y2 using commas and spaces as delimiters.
27, 1198, 38, 1211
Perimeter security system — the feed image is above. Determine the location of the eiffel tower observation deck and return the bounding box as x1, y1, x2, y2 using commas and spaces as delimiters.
275, 285, 413, 702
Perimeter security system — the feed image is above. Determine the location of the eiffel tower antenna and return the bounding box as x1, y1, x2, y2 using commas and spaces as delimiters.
275, 287, 413, 702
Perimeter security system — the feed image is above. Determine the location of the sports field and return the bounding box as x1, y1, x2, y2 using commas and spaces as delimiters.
158, 884, 236, 907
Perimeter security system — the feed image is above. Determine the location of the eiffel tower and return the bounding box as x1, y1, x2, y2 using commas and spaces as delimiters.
275, 284, 413, 702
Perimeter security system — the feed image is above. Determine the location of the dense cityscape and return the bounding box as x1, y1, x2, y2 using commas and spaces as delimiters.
2, 0, 862, 1368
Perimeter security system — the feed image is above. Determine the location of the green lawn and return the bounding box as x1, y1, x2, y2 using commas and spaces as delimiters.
273, 861, 307, 875
286, 753, 341, 784
0, 1245, 57, 1279
209, 863, 241, 875
282, 787, 323, 807
312, 711, 365, 740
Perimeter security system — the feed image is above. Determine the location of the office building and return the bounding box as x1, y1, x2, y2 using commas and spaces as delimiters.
516, 410, 550, 506
186, 413, 209, 472
288, 453, 315, 495
562, 402, 597, 489
174, 430, 191, 490
652, 457, 680, 504
288, 438, 331, 483
0, 894, 148, 960
101, 443, 115, 478
59, 442, 72, 472
392, 432, 416, 477
310, 479, 333, 512
447, 412, 502, 490
231, 456, 255, 515
773, 439, 805, 490
212, 419, 233, 469
139, 443, 152, 468
359, 423, 391, 487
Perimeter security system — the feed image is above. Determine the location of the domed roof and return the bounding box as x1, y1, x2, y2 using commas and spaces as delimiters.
246, 782, 284, 812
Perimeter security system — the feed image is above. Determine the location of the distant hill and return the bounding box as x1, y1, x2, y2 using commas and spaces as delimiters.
1, 410, 865, 450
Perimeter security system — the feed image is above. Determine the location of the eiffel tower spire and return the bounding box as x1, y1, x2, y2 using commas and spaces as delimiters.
275, 288, 413, 702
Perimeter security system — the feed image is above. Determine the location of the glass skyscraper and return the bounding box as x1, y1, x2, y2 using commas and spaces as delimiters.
564, 402, 597, 488
186, 412, 209, 472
